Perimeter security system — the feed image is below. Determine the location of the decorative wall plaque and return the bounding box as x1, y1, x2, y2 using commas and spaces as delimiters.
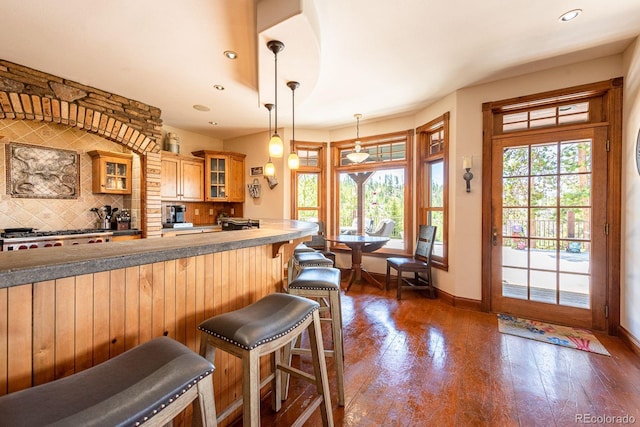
6, 142, 80, 199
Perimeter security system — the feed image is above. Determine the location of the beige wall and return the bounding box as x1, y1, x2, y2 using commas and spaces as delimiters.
225, 128, 287, 219
162, 125, 223, 155
448, 54, 624, 300
222, 53, 630, 307
622, 38, 640, 341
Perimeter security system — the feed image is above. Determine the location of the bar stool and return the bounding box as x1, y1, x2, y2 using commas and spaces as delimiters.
284, 267, 345, 406
288, 251, 334, 284
0, 337, 217, 426
198, 293, 333, 427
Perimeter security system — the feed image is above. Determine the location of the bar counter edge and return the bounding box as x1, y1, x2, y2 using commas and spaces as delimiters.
0, 219, 317, 289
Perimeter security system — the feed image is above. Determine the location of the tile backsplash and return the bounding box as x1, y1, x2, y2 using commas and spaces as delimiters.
0, 119, 141, 232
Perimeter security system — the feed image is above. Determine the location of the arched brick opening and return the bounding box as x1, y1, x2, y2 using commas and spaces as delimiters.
0, 60, 164, 237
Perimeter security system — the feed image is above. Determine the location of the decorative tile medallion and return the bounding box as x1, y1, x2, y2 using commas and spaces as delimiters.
6, 142, 80, 199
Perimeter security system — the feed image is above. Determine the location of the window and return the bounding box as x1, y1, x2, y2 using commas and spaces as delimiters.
417, 112, 449, 269
332, 130, 413, 254
291, 142, 326, 222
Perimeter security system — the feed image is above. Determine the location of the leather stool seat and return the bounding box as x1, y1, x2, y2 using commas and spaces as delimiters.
0, 337, 216, 427
294, 243, 317, 253
199, 293, 320, 350
288, 267, 341, 291
199, 293, 333, 427
285, 267, 345, 406
289, 251, 334, 283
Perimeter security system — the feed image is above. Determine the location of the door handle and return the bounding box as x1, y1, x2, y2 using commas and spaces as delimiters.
492, 228, 498, 246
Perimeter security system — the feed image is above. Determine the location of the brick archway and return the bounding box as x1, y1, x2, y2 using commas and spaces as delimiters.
0, 60, 164, 237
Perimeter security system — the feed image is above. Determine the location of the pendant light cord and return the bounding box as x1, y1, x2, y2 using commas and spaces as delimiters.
273, 50, 278, 134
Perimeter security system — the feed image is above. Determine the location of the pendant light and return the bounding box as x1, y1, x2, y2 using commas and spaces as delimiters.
267, 40, 284, 158
264, 103, 276, 176
287, 81, 300, 170
346, 113, 369, 163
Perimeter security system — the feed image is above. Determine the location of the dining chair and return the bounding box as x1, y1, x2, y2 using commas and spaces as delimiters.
304, 220, 328, 251
303, 221, 336, 265
366, 219, 395, 238
385, 225, 437, 299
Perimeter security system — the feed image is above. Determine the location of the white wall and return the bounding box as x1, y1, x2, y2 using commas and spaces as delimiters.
622, 38, 640, 341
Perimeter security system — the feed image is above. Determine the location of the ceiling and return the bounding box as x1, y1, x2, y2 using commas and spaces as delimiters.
2, 0, 639, 140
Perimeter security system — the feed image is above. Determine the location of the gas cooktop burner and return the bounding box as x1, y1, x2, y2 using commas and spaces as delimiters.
1, 228, 110, 239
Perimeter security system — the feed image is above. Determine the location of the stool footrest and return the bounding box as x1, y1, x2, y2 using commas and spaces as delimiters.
276, 363, 317, 384
291, 397, 325, 427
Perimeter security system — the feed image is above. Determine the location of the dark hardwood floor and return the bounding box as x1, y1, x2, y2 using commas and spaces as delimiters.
235, 282, 640, 426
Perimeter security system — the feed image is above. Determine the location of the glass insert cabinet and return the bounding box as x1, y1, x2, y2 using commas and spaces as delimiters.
88, 150, 133, 195
192, 150, 246, 202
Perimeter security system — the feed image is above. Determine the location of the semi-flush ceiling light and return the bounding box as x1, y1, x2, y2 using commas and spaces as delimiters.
559, 9, 581, 22
267, 40, 285, 158
224, 50, 237, 60
264, 103, 276, 177
346, 113, 369, 163
287, 81, 300, 170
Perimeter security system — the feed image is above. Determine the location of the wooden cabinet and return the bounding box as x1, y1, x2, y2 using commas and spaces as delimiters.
161, 151, 204, 201
88, 150, 133, 194
192, 150, 246, 202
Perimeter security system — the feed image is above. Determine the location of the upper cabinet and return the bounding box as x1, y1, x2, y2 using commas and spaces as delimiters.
160, 151, 204, 202
88, 150, 133, 195
192, 150, 246, 203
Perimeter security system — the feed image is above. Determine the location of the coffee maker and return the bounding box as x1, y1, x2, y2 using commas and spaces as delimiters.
165, 205, 186, 224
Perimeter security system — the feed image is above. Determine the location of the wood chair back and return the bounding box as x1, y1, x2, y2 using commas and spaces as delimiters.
415, 225, 436, 262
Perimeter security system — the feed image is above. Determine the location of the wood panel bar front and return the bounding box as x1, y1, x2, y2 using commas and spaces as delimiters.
0, 237, 308, 425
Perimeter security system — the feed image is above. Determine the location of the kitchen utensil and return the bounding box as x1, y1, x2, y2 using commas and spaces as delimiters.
90, 207, 102, 220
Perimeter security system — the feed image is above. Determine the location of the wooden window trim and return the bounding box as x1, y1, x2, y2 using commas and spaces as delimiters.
290, 141, 327, 223
480, 77, 622, 335
417, 112, 450, 270
331, 130, 414, 255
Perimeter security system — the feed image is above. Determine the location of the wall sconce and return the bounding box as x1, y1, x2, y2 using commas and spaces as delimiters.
463, 156, 474, 192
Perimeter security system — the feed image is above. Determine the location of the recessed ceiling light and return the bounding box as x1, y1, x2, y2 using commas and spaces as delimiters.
559, 9, 582, 22
224, 50, 237, 60
209, 121, 218, 126
193, 104, 210, 112
213, 85, 225, 91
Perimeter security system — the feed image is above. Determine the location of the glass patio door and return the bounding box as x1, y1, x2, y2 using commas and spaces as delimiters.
490, 127, 608, 330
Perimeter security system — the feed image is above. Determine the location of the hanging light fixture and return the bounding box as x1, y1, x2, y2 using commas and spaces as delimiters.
267, 40, 285, 158
264, 103, 276, 176
346, 113, 369, 163
287, 81, 300, 170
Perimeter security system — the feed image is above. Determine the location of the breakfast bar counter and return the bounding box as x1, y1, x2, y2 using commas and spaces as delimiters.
0, 219, 315, 421
0, 219, 315, 288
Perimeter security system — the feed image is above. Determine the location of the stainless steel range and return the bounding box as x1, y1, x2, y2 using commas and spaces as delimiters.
1, 228, 113, 251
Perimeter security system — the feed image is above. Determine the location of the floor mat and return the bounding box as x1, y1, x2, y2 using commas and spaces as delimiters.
497, 313, 610, 356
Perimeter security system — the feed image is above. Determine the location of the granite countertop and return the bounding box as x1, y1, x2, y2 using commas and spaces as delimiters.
0, 219, 316, 289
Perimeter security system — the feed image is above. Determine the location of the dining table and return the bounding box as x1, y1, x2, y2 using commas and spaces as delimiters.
326, 234, 390, 291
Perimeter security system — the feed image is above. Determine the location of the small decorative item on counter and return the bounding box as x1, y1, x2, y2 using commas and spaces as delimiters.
165, 132, 180, 153
112, 208, 131, 230
247, 178, 261, 198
